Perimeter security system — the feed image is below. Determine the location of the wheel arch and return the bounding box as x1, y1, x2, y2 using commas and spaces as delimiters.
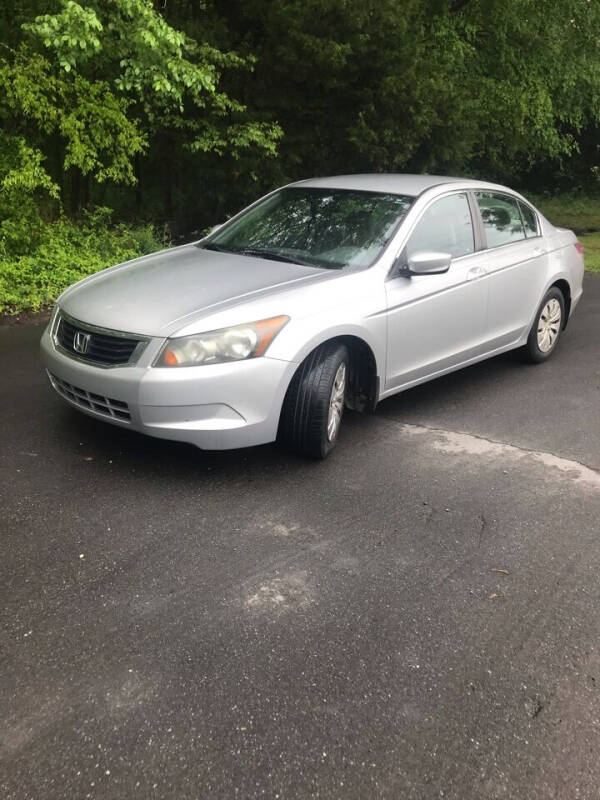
278, 332, 381, 422
526, 274, 573, 340
549, 278, 572, 329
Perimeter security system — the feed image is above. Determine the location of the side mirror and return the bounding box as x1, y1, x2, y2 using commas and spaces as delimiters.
404, 250, 452, 276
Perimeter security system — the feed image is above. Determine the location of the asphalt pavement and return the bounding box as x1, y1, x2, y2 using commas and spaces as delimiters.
1, 275, 599, 800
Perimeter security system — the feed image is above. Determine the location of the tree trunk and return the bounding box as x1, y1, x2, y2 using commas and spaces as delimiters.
70, 169, 81, 215
135, 154, 143, 214
82, 174, 90, 209
164, 149, 173, 220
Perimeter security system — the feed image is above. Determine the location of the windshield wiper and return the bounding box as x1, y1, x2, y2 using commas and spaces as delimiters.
237, 248, 318, 268
200, 242, 233, 253
201, 242, 338, 269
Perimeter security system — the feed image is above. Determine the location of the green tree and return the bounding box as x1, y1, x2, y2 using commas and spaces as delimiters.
0, 0, 281, 218
2, 0, 600, 271
211, 0, 600, 185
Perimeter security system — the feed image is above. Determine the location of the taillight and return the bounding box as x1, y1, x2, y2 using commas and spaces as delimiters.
575, 242, 584, 255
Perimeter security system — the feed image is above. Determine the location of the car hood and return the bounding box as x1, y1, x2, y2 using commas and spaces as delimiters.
59, 244, 326, 336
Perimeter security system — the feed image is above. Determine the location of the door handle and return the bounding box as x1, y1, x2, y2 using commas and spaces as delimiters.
467, 266, 487, 281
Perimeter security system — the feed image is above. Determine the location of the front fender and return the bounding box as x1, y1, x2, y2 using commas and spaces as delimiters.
265, 319, 386, 425
270, 316, 386, 376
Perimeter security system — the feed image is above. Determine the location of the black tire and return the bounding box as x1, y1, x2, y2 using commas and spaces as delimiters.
522, 286, 565, 364
279, 342, 350, 459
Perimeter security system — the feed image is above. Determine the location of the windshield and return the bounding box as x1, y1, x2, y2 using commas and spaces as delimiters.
202, 187, 414, 270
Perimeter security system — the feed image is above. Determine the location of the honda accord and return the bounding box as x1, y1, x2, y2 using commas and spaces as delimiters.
41, 174, 584, 458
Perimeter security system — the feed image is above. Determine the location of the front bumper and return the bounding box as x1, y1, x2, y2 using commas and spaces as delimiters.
40, 325, 297, 450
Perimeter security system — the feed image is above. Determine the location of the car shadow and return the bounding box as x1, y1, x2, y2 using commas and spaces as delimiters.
56, 404, 304, 482
53, 347, 532, 483
375, 348, 528, 418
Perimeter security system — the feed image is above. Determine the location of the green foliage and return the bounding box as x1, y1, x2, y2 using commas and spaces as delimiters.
0, 209, 165, 312
219, 0, 600, 181
24, 0, 280, 150
2, 47, 146, 188
23, 1, 103, 72
1, 0, 600, 311
0, 130, 58, 236
0, 129, 60, 257
1, 0, 281, 208
0, 131, 58, 198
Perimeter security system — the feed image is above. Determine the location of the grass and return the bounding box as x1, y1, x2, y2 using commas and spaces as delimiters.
579, 233, 600, 274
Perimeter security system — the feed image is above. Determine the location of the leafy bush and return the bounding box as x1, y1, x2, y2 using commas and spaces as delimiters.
0, 207, 167, 313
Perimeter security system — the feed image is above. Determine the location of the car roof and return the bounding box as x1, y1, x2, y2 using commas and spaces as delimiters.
290, 173, 501, 196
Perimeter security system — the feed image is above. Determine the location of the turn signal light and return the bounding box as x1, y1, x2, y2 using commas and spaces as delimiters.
162, 348, 179, 365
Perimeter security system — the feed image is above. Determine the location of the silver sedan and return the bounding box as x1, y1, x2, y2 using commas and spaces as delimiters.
41, 174, 584, 458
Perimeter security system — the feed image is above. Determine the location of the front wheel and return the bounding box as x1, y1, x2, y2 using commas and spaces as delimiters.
279, 342, 349, 459
522, 287, 565, 363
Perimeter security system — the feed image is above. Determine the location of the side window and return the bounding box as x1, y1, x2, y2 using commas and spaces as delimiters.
475, 191, 525, 248
519, 201, 539, 238
406, 193, 474, 260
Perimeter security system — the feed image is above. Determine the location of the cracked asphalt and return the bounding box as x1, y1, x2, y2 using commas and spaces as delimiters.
1, 275, 599, 800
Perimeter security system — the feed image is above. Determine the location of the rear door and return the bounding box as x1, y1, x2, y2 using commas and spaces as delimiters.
473, 191, 549, 348
384, 191, 489, 392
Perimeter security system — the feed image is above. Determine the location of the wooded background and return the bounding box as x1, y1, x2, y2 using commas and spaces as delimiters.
1, 0, 600, 310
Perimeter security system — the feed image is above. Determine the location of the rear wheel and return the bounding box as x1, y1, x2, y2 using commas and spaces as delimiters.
279, 342, 349, 459
522, 287, 565, 363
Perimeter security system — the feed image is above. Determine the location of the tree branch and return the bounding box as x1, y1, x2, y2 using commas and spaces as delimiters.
450, 0, 471, 12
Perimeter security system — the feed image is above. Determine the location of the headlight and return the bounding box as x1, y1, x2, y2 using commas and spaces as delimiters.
155, 315, 290, 367
48, 304, 60, 334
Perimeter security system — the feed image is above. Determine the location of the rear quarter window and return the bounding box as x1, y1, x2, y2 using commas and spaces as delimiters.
518, 201, 539, 238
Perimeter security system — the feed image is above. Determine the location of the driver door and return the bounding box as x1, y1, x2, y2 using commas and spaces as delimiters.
384, 191, 489, 392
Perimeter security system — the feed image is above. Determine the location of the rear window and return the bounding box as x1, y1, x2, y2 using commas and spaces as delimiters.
475, 191, 526, 248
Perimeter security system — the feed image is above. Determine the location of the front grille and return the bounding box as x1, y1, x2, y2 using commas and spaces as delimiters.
49, 373, 131, 422
56, 314, 146, 366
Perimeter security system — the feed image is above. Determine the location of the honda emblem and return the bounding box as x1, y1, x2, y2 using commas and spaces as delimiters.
73, 331, 91, 354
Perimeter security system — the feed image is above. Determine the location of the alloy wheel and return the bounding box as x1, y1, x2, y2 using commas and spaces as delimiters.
327, 362, 346, 442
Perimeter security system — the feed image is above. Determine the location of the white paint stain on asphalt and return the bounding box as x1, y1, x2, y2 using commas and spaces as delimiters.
402, 424, 600, 490
104, 671, 151, 715
259, 520, 302, 537
0, 694, 65, 757
244, 570, 313, 612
